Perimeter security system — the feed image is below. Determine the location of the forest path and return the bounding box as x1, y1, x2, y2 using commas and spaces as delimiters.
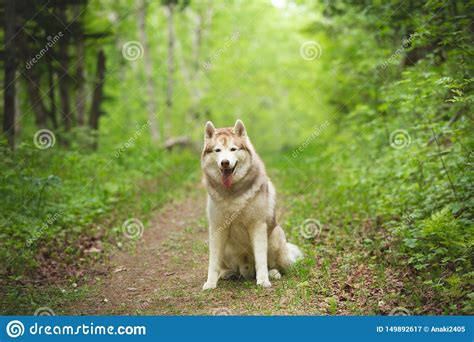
63, 181, 409, 315
64, 189, 210, 315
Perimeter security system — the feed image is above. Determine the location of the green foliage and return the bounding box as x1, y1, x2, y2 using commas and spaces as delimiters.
297, 0, 473, 313
0, 0, 472, 315
399, 208, 472, 272
0, 140, 197, 281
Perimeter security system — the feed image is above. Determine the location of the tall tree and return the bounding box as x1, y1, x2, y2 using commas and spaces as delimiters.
138, 0, 160, 142
56, 7, 74, 131
74, 5, 86, 126
89, 49, 106, 149
46, 55, 58, 128
164, 0, 176, 138
24, 67, 49, 127
179, 2, 213, 124
3, 0, 16, 149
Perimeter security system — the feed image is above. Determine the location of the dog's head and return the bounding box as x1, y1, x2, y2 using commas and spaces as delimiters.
201, 119, 252, 189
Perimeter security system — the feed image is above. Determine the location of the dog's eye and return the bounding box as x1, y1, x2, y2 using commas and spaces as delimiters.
214, 149, 221, 153
230, 147, 237, 152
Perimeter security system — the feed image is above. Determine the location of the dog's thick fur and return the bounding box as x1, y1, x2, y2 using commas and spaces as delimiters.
201, 119, 303, 289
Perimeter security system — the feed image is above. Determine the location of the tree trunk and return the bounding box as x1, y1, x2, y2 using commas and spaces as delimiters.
180, 4, 213, 124
57, 8, 73, 131
138, 0, 160, 142
58, 74, 72, 130
89, 50, 106, 149
3, 0, 16, 149
47, 57, 58, 128
24, 68, 48, 127
191, 4, 213, 74
189, 6, 212, 121
75, 28, 86, 126
165, 3, 175, 138
191, 9, 203, 73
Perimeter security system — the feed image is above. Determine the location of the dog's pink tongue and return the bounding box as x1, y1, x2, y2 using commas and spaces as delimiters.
222, 174, 233, 189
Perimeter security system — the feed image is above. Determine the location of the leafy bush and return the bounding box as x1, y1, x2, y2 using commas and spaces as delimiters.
0, 141, 197, 280
300, 0, 473, 312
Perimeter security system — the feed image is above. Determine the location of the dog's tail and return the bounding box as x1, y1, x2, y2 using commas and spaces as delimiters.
286, 242, 303, 264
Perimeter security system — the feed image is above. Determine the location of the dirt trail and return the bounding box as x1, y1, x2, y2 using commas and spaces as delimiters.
66, 193, 209, 315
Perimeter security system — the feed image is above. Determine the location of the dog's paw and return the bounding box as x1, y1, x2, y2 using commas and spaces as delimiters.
202, 281, 217, 290
269, 269, 281, 280
257, 279, 272, 288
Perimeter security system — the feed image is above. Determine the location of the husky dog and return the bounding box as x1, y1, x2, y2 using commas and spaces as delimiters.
201, 119, 303, 289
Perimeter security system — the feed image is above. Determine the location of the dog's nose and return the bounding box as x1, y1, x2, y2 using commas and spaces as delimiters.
221, 160, 230, 168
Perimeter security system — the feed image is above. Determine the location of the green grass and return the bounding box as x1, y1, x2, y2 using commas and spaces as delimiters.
0, 142, 199, 314
265, 131, 473, 314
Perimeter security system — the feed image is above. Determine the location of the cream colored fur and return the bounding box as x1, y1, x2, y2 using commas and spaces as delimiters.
201, 120, 303, 290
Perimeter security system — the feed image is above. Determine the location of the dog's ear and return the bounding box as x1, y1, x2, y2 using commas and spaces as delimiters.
205, 121, 216, 139
233, 119, 246, 137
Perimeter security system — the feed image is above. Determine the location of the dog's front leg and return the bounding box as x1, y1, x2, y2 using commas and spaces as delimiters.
249, 222, 271, 288
203, 225, 228, 290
